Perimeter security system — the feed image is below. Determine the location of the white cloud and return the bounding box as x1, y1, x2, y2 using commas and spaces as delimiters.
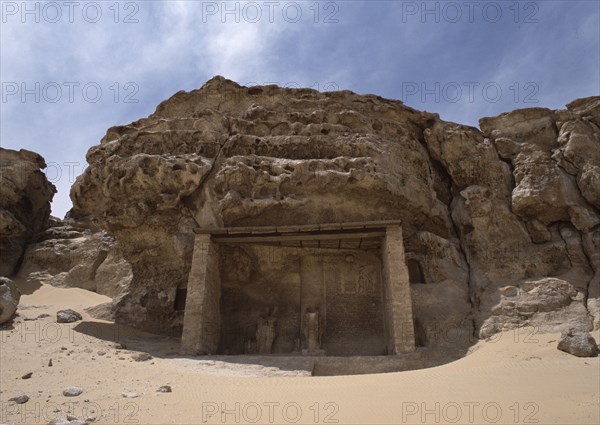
1, 0, 598, 216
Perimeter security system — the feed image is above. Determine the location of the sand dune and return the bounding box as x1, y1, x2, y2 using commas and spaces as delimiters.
1, 282, 598, 424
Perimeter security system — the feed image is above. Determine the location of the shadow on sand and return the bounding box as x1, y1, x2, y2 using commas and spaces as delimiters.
14, 276, 42, 295
71, 319, 477, 376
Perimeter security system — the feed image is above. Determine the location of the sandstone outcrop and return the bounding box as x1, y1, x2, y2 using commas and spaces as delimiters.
67, 77, 599, 346
0, 148, 56, 276
18, 217, 131, 302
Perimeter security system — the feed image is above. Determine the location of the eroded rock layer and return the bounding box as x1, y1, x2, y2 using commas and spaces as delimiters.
0, 148, 56, 276
18, 216, 131, 306
70, 77, 599, 342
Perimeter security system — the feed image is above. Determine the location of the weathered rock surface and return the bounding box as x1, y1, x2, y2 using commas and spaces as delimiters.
68, 76, 599, 344
557, 328, 599, 357
18, 217, 131, 302
0, 148, 56, 276
0, 276, 21, 324
476, 100, 600, 336
479, 278, 590, 338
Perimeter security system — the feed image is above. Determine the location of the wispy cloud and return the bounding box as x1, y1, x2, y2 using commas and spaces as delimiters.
1, 0, 598, 217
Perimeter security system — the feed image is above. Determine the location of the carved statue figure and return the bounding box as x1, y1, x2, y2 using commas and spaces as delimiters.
256, 307, 277, 354
358, 266, 374, 293
302, 308, 325, 355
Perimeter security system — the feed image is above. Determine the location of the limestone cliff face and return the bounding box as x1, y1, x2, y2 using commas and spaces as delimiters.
0, 148, 56, 276
70, 76, 599, 341
17, 216, 131, 308
0, 148, 129, 314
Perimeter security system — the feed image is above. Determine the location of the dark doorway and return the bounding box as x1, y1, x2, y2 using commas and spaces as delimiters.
407, 259, 425, 284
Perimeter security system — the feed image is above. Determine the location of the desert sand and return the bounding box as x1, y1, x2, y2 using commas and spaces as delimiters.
1, 280, 598, 425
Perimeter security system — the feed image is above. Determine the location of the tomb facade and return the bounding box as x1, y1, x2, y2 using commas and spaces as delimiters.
180, 221, 415, 356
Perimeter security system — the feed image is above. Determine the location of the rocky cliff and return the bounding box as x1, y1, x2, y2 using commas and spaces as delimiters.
17, 216, 132, 316
69, 76, 599, 343
0, 148, 56, 276
0, 147, 130, 319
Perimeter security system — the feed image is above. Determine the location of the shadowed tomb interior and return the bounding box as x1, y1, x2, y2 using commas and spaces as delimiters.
180, 221, 415, 357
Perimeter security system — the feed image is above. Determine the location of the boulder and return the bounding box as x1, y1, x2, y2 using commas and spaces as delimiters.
57, 309, 82, 323
557, 328, 599, 357
18, 218, 131, 299
0, 276, 20, 324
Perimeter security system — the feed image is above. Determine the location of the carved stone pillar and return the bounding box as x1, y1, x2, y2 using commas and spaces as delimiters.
382, 225, 415, 354
181, 234, 221, 355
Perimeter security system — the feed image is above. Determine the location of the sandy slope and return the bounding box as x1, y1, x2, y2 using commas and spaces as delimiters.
1, 282, 598, 425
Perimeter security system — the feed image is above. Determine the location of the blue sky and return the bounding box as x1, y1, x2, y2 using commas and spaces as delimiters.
1, 0, 599, 217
